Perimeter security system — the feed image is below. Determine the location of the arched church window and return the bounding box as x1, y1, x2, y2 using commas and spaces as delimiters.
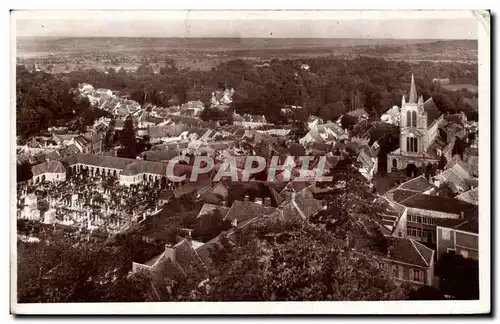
411, 111, 417, 127
406, 134, 419, 153
406, 111, 411, 127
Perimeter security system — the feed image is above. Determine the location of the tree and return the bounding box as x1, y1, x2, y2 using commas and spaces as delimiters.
17, 238, 152, 303
310, 155, 384, 248
103, 118, 116, 150
201, 220, 407, 301
438, 155, 448, 171
452, 136, 466, 159
408, 286, 446, 300
436, 253, 479, 300
119, 115, 137, 158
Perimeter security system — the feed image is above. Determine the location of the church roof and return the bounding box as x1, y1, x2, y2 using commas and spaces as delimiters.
423, 97, 441, 126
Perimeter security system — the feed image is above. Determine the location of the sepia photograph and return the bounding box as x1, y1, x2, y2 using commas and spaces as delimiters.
10, 9, 491, 315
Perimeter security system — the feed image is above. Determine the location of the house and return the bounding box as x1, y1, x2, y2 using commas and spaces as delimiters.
181, 100, 205, 116
386, 188, 478, 244
433, 161, 477, 196
374, 195, 408, 238
52, 134, 78, 146
353, 142, 379, 183
436, 216, 478, 261
132, 239, 209, 286
463, 146, 479, 177
455, 187, 479, 205
376, 237, 435, 288
233, 113, 268, 129
196, 203, 230, 219
270, 185, 323, 223
68, 135, 92, 154
147, 125, 186, 143
210, 182, 230, 201
31, 160, 66, 183
86, 133, 104, 155
210, 88, 234, 108
224, 196, 276, 227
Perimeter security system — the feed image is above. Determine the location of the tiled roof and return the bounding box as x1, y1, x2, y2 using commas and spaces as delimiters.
311, 141, 333, 152
398, 193, 478, 217
62, 153, 169, 176
197, 203, 230, 219
74, 135, 91, 147
435, 163, 474, 194
148, 125, 186, 138
385, 237, 433, 267
375, 196, 406, 233
224, 200, 276, 224
140, 149, 180, 162
424, 97, 441, 127
455, 187, 479, 205
174, 239, 208, 279
398, 175, 436, 192
438, 216, 478, 234
31, 160, 66, 176
291, 186, 323, 219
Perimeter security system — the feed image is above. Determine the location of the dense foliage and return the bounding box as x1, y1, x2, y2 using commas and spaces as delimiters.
16, 66, 110, 138
436, 252, 479, 300
47, 57, 477, 125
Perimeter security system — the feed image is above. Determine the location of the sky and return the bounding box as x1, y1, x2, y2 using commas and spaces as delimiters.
14, 11, 479, 39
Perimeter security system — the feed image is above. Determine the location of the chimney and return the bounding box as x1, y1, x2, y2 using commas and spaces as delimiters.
164, 244, 176, 263
460, 211, 464, 219
264, 197, 272, 207
244, 195, 250, 205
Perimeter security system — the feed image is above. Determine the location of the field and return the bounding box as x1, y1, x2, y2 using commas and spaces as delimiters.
16, 37, 479, 74
441, 83, 478, 93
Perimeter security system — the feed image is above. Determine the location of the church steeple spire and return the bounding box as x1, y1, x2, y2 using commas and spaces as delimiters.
409, 74, 418, 104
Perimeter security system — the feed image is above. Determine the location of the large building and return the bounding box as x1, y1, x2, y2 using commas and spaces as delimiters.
387, 75, 451, 175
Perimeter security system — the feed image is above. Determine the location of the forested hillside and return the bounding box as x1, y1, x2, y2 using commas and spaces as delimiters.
16, 56, 478, 138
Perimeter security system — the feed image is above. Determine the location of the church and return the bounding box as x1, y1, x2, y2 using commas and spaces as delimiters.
387, 74, 456, 175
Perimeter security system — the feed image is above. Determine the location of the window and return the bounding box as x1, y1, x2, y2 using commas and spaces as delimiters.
406, 110, 418, 127
441, 228, 451, 240
393, 265, 402, 279
406, 135, 418, 153
410, 269, 422, 283
411, 111, 417, 127
460, 250, 469, 259
392, 159, 397, 168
